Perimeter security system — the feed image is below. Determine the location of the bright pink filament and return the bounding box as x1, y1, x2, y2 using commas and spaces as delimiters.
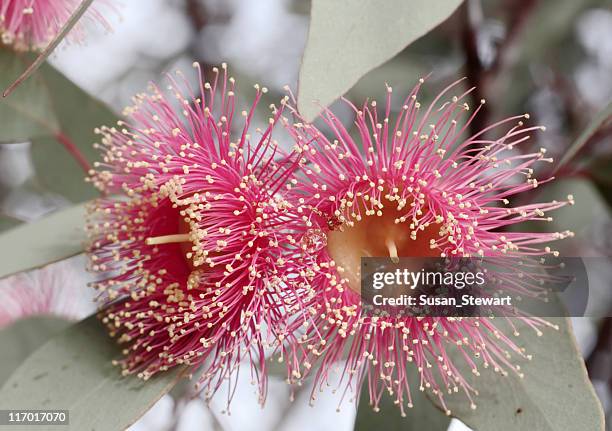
0, 0, 112, 51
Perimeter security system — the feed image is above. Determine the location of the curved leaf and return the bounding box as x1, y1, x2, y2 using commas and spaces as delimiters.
298, 0, 463, 121
0, 49, 59, 140
0, 316, 71, 386
0, 49, 117, 202
29, 59, 116, 202
0, 315, 187, 431
432, 317, 604, 431
0, 203, 86, 280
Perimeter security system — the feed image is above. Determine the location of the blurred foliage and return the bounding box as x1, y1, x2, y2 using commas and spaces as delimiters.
0, 203, 86, 279
0, 50, 59, 140
557, 102, 612, 170
0, 215, 21, 232
485, 0, 603, 114
0, 315, 187, 431
0, 316, 71, 386
0, 49, 117, 204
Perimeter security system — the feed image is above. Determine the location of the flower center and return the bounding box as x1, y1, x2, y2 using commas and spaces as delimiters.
145, 215, 196, 270
326, 205, 441, 294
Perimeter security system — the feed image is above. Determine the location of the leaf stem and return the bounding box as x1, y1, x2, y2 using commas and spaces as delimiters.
55, 132, 91, 173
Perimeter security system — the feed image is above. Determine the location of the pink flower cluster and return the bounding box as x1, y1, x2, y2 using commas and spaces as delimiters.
282, 81, 574, 414
0, 0, 111, 51
87, 65, 574, 414
87, 64, 310, 404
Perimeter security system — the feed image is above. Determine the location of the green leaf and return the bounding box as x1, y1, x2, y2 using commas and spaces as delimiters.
0, 49, 59, 141
492, 0, 602, 115
431, 318, 604, 431
0, 316, 71, 386
3, 0, 95, 97
0, 49, 117, 202
0, 203, 86, 279
298, 0, 463, 121
354, 372, 451, 431
0, 315, 187, 431
0, 215, 22, 233
28, 60, 117, 202
556, 101, 612, 170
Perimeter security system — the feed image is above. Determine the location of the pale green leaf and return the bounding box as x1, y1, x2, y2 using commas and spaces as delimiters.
298, 0, 463, 121
0, 215, 21, 233
0, 203, 86, 280
0, 49, 59, 140
0, 49, 117, 202
0, 315, 187, 431
432, 317, 604, 431
29, 59, 117, 202
0, 316, 71, 386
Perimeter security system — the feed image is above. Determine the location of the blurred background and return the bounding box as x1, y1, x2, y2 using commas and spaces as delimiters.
0, 0, 611, 429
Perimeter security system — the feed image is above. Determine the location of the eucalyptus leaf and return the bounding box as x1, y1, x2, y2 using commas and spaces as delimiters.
298, 0, 463, 121
0, 215, 21, 233
0, 203, 86, 280
0, 49, 117, 202
431, 317, 604, 431
0, 49, 59, 140
0, 316, 71, 386
0, 315, 187, 431
354, 371, 450, 431
30, 60, 117, 202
